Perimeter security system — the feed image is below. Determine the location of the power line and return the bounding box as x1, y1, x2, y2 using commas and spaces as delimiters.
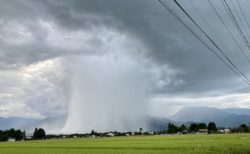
230, 0, 250, 42
236, 0, 250, 31
189, 0, 216, 39
189, 0, 240, 62
222, 0, 250, 49
208, 0, 250, 63
235, 0, 250, 44
172, 0, 250, 84
158, 0, 250, 85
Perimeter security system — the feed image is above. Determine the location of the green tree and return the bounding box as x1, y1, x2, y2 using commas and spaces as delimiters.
180, 124, 187, 132
139, 128, 143, 135
91, 129, 96, 135
0, 134, 8, 142
238, 124, 248, 132
189, 123, 199, 132
208, 122, 217, 133
167, 123, 178, 134
0, 129, 25, 142
33, 128, 46, 139
198, 123, 207, 129
14, 129, 22, 140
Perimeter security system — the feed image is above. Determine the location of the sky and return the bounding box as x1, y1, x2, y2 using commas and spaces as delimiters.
0, 0, 250, 133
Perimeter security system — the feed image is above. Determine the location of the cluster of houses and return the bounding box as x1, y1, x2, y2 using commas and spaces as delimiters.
196, 128, 230, 134
7, 136, 32, 142
160, 128, 231, 135
93, 131, 154, 137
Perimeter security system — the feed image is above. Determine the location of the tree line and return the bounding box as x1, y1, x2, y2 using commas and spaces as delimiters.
167, 122, 250, 134
0, 122, 249, 142
0, 128, 46, 142
232, 124, 250, 133
0, 129, 25, 141
167, 122, 217, 134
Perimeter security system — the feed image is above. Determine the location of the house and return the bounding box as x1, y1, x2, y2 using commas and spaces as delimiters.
26, 136, 32, 140
198, 129, 208, 134
8, 137, 15, 142
182, 130, 188, 134
107, 133, 115, 137
224, 129, 230, 134
218, 128, 230, 134
218, 129, 224, 133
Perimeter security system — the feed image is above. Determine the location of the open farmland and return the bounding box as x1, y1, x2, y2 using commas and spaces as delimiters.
0, 134, 250, 154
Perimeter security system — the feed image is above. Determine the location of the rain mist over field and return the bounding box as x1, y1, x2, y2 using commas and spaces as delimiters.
63, 54, 149, 133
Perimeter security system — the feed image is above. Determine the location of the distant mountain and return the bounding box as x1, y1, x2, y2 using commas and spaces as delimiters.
217, 114, 250, 127
224, 108, 250, 115
170, 106, 228, 122
146, 117, 174, 131
0, 117, 38, 130
24, 114, 67, 133
170, 106, 250, 127
0, 114, 66, 133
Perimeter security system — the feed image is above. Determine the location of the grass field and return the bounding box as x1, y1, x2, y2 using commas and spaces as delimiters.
0, 134, 250, 154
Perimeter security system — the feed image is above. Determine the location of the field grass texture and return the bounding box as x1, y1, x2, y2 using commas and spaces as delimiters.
0, 134, 250, 154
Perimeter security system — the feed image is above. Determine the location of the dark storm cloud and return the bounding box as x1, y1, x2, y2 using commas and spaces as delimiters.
1, 0, 245, 94
65, 0, 250, 95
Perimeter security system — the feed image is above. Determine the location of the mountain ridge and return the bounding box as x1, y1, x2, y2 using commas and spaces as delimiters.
170, 106, 250, 127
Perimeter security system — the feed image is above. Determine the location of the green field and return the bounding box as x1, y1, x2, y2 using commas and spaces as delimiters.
0, 134, 250, 154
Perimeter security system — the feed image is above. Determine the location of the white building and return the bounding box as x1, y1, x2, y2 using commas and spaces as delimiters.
218, 128, 230, 134
8, 137, 15, 142
198, 129, 208, 134
224, 129, 230, 134
107, 133, 115, 137
26, 136, 32, 140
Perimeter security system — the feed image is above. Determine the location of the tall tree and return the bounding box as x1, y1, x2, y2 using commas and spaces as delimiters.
238, 124, 248, 132
189, 123, 199, 132
167, 123, 178, 134
208, 122, 217, 133
33, 128, 46, 139
198, 123, 207, 129
180, 124, 187, 132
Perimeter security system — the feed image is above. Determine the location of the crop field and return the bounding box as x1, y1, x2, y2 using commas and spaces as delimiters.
0, 134, 250, 154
